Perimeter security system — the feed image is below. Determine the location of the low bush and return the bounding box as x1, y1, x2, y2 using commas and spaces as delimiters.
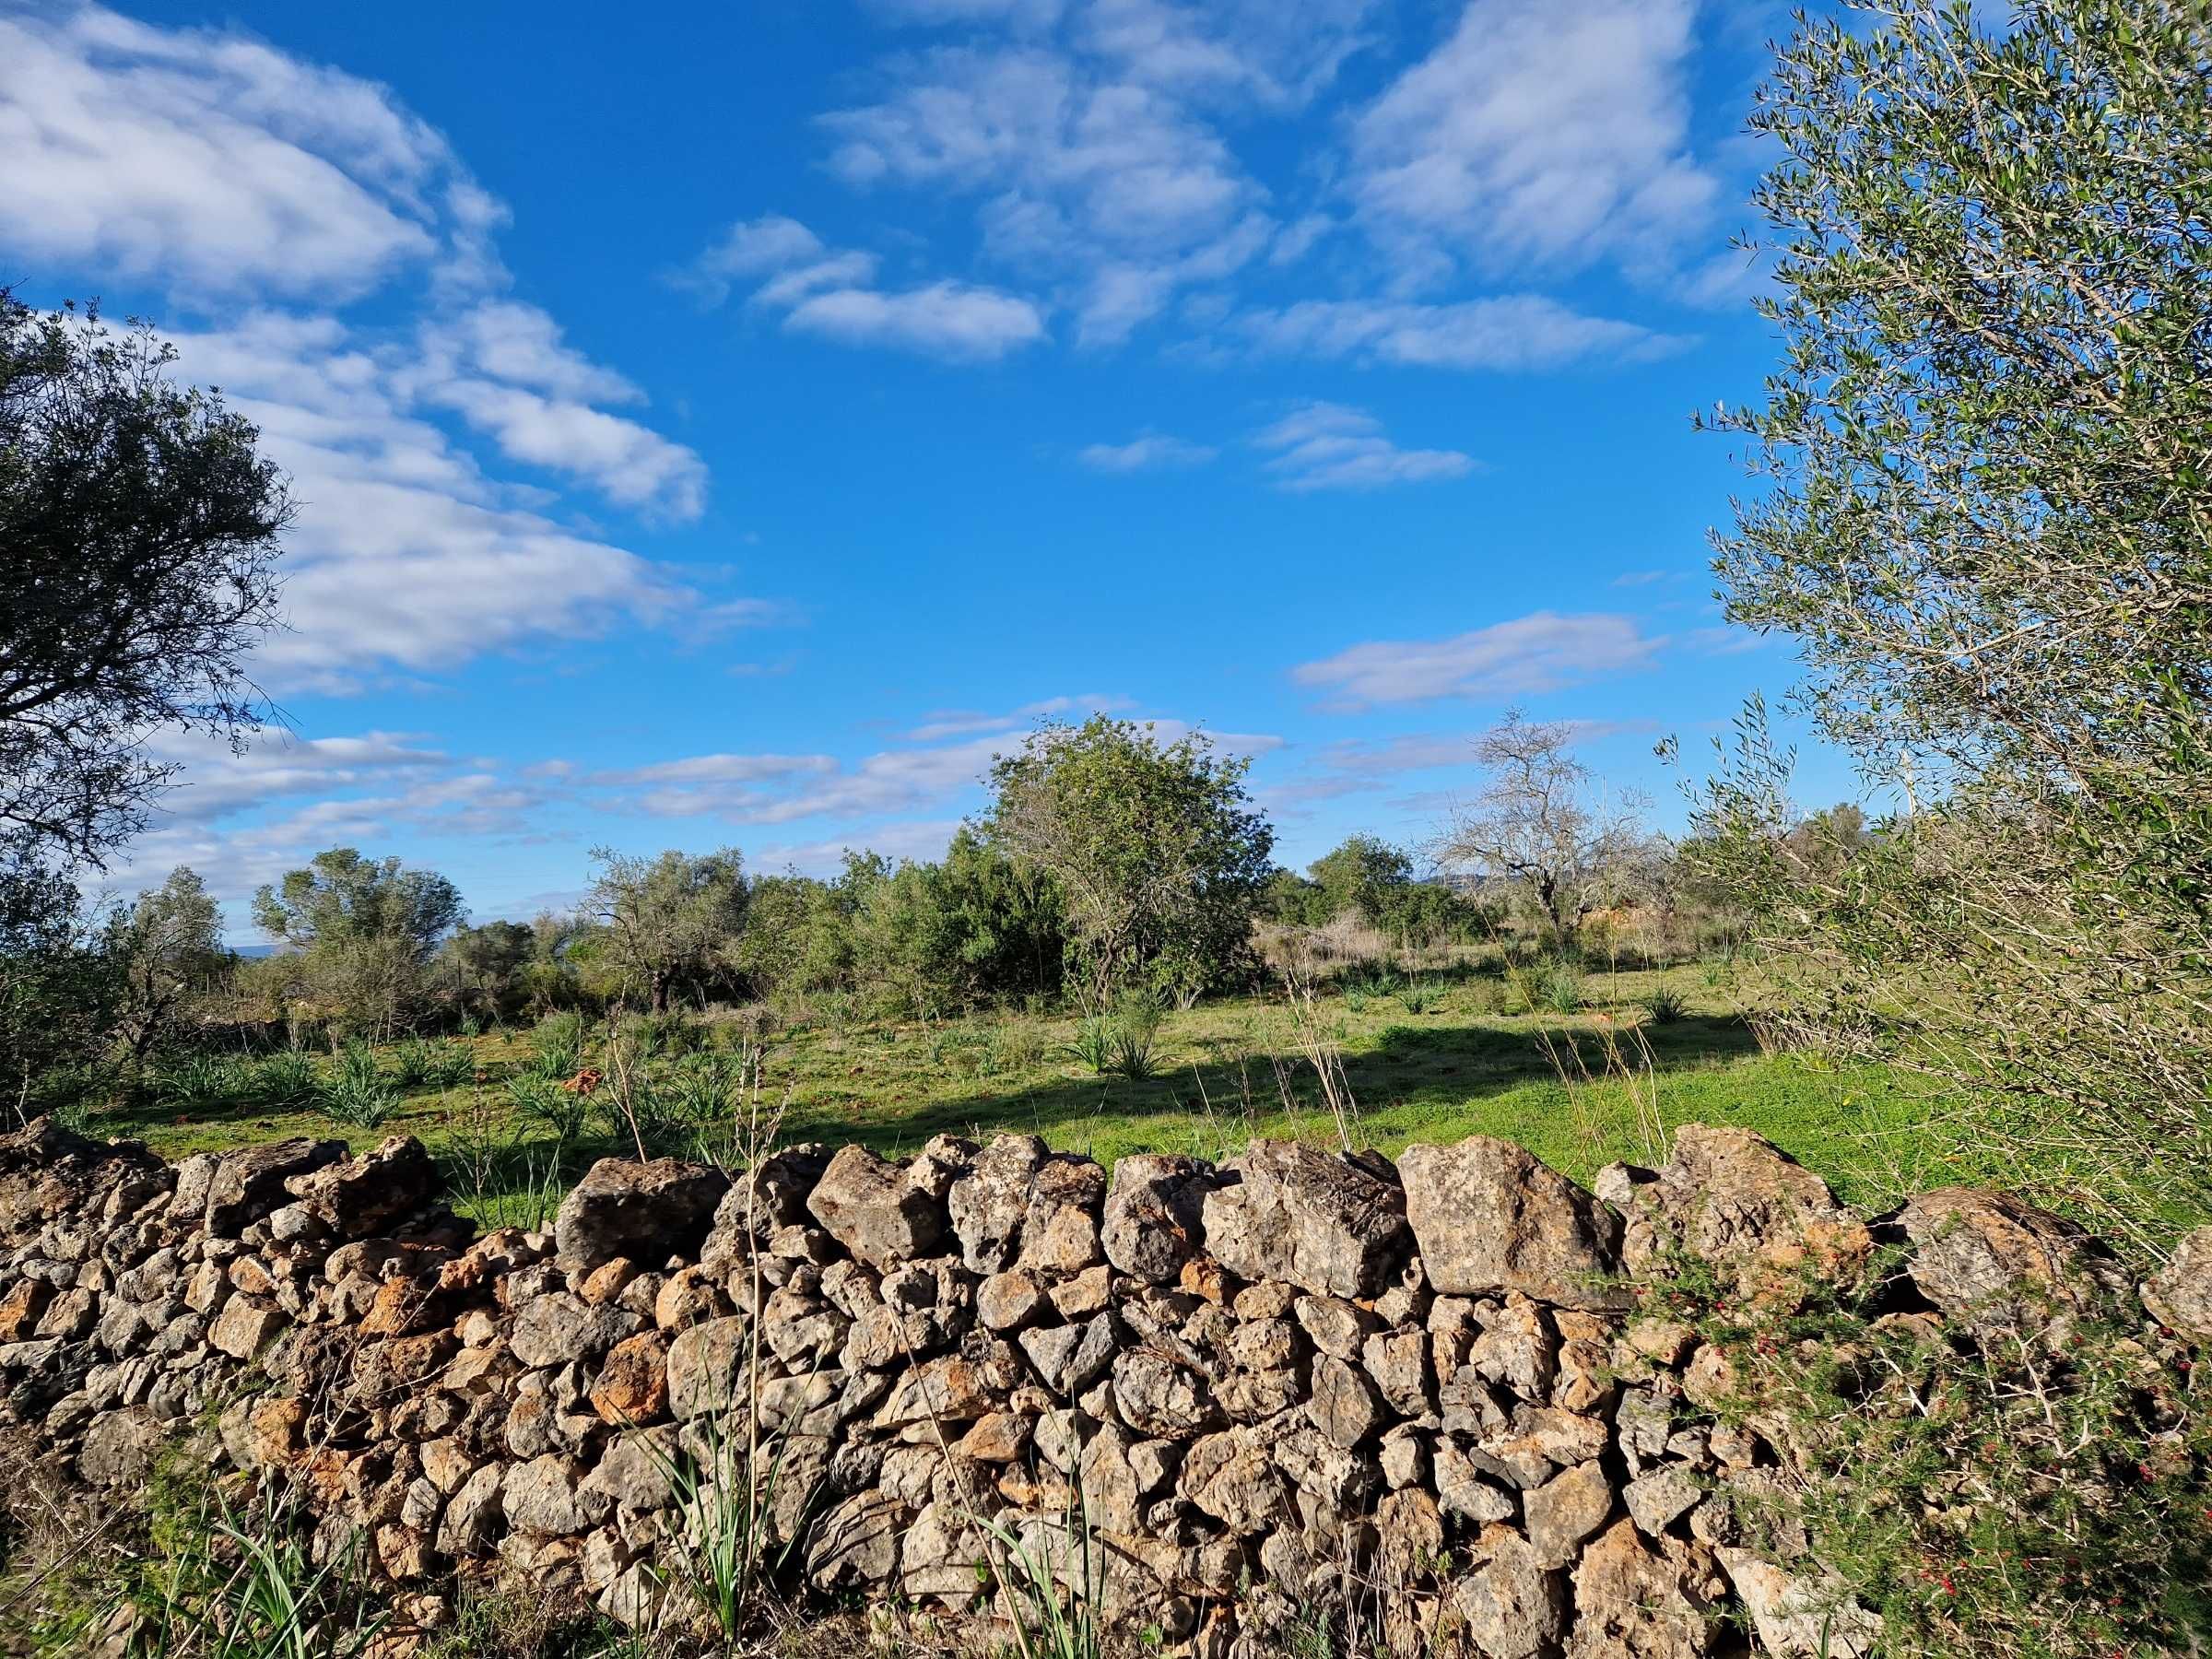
318, 1041, 398, 1129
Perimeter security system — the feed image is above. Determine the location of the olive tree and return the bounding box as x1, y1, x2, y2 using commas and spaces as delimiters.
104, 866, 226, 1065
584, 846, 747, 1013
1691, 0, 2212, 1242
983, 717, 1273, 1007
253, 848, 465, 1036
1, 296, 288, 877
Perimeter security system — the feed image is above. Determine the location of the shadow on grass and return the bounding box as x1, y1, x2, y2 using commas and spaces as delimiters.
786, 1011, 1759, 1165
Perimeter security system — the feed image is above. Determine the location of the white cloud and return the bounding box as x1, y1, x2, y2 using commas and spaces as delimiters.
169, 313, 728, 691
1074, 0, 1379, 111
784, 281, 1048, 359
1077, 434, 1218, 472
1292, 612, 1661, 706
594, 754, 839, 787
0, 6, 486, 299
1233, 296, 1690, 371
4, 9, 731, 679
1347, 0, 1717, 286
677, 214, 1048, 360
821, 45, 1271, 342
1252, 402, 1476, 492
415, 377, 709, 518
609, 733, 1015, 825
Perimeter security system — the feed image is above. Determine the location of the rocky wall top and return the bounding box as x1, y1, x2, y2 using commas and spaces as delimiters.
0, 1114, 2204, 1657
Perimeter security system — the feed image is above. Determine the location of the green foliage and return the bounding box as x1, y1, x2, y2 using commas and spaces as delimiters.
251, 1049, 319, 1111
1534, 961, 1584, 1016
253, 848, 463, 958
527, 1010, 587, 1079
1063, 1016, 1116, 1076
1107, 991, 1164, 1079
1641, 1251, 2211, 1659
505, 1071, 594, 1147
317, 1040, 397, 1129
154, 1052, 255, 1115
1643, 986, 1688, 1026
19, 1443, 387, 1658
1395, 977, 1443, 1016
1, 294, 288, 875
0, 865, 121, 1127
984, 714, 1273, 1006
103, 867, 228, 1065
1694, 0, 2212, 1239
583, 844, 747, 1013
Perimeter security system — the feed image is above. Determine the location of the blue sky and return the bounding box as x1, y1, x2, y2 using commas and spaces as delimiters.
0, 0, 1859, 937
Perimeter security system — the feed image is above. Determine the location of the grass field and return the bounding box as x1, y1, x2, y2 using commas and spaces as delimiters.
85, 961, 2001, 1230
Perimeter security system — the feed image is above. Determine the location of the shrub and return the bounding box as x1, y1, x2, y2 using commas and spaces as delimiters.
1534, 961, 1584, 1015
318, 1041, 398, 1129
1396, 977, 1443, 1015
1063, 1017, 1115, 1076
252, 1048, 320, 1110
1643, 986, 1688, 1025
1644, 1251, 2212, 1659
153, 1052, 254, 1115
388, 1037, 440, 1088
527, 1010, 585, 1079
505, 1072, 594, 1147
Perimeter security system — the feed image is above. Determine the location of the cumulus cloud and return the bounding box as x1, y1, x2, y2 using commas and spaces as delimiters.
0, 6, 486, 298
1346, 0, 1717, 287
1077, 433, 1217, 472
821, 45, 1275, 343
2, 10, 737, 687
1252, 402, 1475, 492
1292, 612, 1661, 706
168, 313, 723, 691
675, 213, 1047, 360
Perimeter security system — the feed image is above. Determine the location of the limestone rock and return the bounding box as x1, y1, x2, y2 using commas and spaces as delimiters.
1568, 1521, 1724, 1658
2145, 1226, 2212, 1344
1201, 1141, 1409, 1300
1894, 1187, 2128, 1335
1524, 1459, 1614, 1569
282, 1135, 442, 1241
807, 1147, 946, 1268
947, 1135, 1045, 1273
205, 1139, 346, 1236
554, 1159, 729, 1274
1453, 1527, 1566, 1659
1716, 1548, 1881, 1658
1104, 1154, 1217, 1284
1398, 1137, 1623, 1310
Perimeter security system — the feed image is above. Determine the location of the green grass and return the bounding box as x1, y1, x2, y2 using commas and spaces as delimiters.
91, 966, 1969, 1222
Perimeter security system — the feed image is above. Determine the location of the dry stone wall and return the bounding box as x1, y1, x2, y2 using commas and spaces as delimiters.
0, 1115, 2205, 1656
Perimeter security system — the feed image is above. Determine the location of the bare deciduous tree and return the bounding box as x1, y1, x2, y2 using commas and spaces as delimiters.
1441, 711, 1653, 947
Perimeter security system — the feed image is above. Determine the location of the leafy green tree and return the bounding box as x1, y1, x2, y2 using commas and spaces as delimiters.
253, 849, 465, 958
1692, 0, 2212, 1238
1, 295, 288, 877
0, 868, 117, 1124
253, 849, 465, 1037
1307, 835, 1417, 924
584, 846, 747, 1013
442, 918, 535, 1012
104, 866, 227, 1065
936, 827, 1065, 1004
1262, 867, 1330, 929
984, 716, 1274, 1006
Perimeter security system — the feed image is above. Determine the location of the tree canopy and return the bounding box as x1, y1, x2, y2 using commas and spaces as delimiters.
0, 294, 289, 877
983, 717, 1274, 1006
